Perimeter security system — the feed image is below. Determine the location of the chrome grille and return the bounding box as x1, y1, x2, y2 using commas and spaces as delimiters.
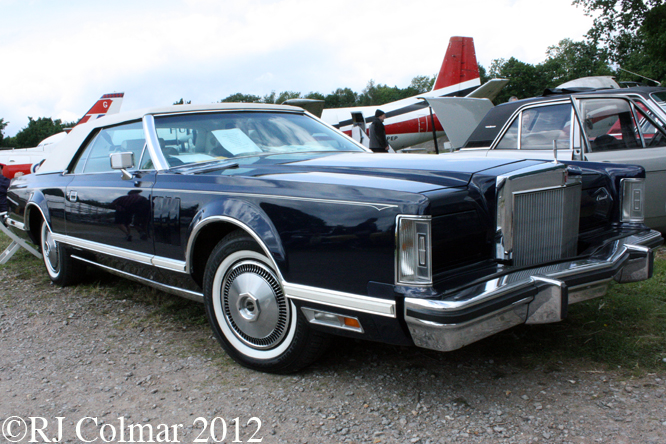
512, 185, 581, 267
495, 163, 582, 268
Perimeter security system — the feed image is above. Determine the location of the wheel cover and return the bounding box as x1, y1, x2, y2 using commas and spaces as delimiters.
221, 259, 289, 349
42, 224, 60, 275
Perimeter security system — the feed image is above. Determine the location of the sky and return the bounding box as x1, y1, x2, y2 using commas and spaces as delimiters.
0, 0, 594, 138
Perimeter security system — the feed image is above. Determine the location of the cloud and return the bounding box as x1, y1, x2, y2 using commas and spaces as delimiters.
0, 0, 593, 137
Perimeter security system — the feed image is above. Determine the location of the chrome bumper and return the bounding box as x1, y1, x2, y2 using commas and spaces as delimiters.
404, 230, 663, 352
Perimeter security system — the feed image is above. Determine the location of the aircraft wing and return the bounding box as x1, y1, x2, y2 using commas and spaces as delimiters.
424, 97, 493, 149
465, 78, 509, 102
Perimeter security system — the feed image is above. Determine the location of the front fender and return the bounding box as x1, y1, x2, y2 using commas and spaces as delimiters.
186, 198, 286, 274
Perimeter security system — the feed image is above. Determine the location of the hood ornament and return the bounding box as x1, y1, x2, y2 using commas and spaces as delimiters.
552, 140, 559, 164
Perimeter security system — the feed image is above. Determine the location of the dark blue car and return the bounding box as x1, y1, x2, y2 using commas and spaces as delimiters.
5, 103, 662, 373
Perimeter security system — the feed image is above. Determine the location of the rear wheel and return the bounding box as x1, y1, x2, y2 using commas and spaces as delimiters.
40, 221, 84, 286
203, 230, 329, 373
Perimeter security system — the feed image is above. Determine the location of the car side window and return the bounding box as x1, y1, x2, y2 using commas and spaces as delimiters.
495, 104, 572, 150
519, 104, 572, 150
634, 103, 666, 148
71, 121, 146, 174
495, 118, 519, 149
579, 99, 640, 152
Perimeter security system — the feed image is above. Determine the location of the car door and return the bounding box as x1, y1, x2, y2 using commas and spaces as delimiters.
574, 96, 666, 230
64, 121, 156, 256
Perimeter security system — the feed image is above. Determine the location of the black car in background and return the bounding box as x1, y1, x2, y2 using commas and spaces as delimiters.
5, 103, 662, 373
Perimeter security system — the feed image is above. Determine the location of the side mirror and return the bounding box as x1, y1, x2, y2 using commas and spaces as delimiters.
110, 152, 134, 180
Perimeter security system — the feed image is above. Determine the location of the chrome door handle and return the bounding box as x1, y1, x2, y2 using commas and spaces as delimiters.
68, 191, 78, 202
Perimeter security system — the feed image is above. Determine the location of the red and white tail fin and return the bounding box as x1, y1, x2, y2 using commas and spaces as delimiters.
432, 36, 480, 92
75, 92, 124, 126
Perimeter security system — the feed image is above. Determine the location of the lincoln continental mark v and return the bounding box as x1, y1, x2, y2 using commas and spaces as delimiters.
5, 103, 663, 373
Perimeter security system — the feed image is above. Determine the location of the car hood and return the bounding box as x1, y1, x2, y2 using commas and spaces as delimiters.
211, 152, 534, 194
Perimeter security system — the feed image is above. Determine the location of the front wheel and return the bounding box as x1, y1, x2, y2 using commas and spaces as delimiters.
40, 221, 84, 286
203, 230, 329, 373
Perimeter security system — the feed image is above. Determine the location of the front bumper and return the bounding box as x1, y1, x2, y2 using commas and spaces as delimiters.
404, 230, 663, 352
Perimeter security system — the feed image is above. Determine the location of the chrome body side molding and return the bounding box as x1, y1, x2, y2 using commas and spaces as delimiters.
285, 282, 396, 318
51, 233, 187, 273
72, 255, 203, 302
53, 231, 396, 318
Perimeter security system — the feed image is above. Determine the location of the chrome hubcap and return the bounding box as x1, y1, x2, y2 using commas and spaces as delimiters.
222, 260, 288, 349
237, 292, 261, 322
42, 226, 59, 272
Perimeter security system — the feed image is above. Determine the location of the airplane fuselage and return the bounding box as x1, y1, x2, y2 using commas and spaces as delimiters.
321, 78, 481, 150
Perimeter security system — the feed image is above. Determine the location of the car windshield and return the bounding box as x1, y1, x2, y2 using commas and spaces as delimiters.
153, 111, 365, 168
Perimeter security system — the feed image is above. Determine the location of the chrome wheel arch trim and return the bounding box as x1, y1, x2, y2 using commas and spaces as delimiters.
186, 215, 283, 278
24, 200, 51, 233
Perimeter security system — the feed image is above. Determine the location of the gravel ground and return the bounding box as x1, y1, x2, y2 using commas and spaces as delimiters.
1, 262, 665, 444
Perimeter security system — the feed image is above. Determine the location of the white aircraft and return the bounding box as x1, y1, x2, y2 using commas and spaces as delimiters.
1, 92, 124, 178
320, 36, 508, 151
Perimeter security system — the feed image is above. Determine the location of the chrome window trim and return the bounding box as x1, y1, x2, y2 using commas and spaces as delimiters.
630, 98, 666, 140
142, 115, 169, 171
517, 102, 575, 151
75, 130, 100, 174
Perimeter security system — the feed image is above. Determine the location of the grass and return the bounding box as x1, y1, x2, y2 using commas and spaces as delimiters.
452, 249, 666, 373
1, 231, 665, 373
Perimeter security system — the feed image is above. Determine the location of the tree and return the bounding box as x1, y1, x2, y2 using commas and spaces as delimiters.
173, 98, 191, 105
358, 80, 404, 106
324, 88, 358, 108
479, 65, 490, 85
275, 91, 301, 104
573, 0, 664, 73
0, 118, 7, 147
541, 38, 613, 84
304, 91, 325, 101
489, 57, 550, 102
12, 117, 67, 148
637, 3, 666, 82
407, 75, 435, 94
221, 93, 261, 103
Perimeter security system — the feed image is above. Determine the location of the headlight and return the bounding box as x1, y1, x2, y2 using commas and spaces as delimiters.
620, 178, 645, 223
396, 215, 432, 285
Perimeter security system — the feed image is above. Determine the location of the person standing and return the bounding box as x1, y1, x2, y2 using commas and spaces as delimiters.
0, 163, 10, 215
369, 109, 389, 153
